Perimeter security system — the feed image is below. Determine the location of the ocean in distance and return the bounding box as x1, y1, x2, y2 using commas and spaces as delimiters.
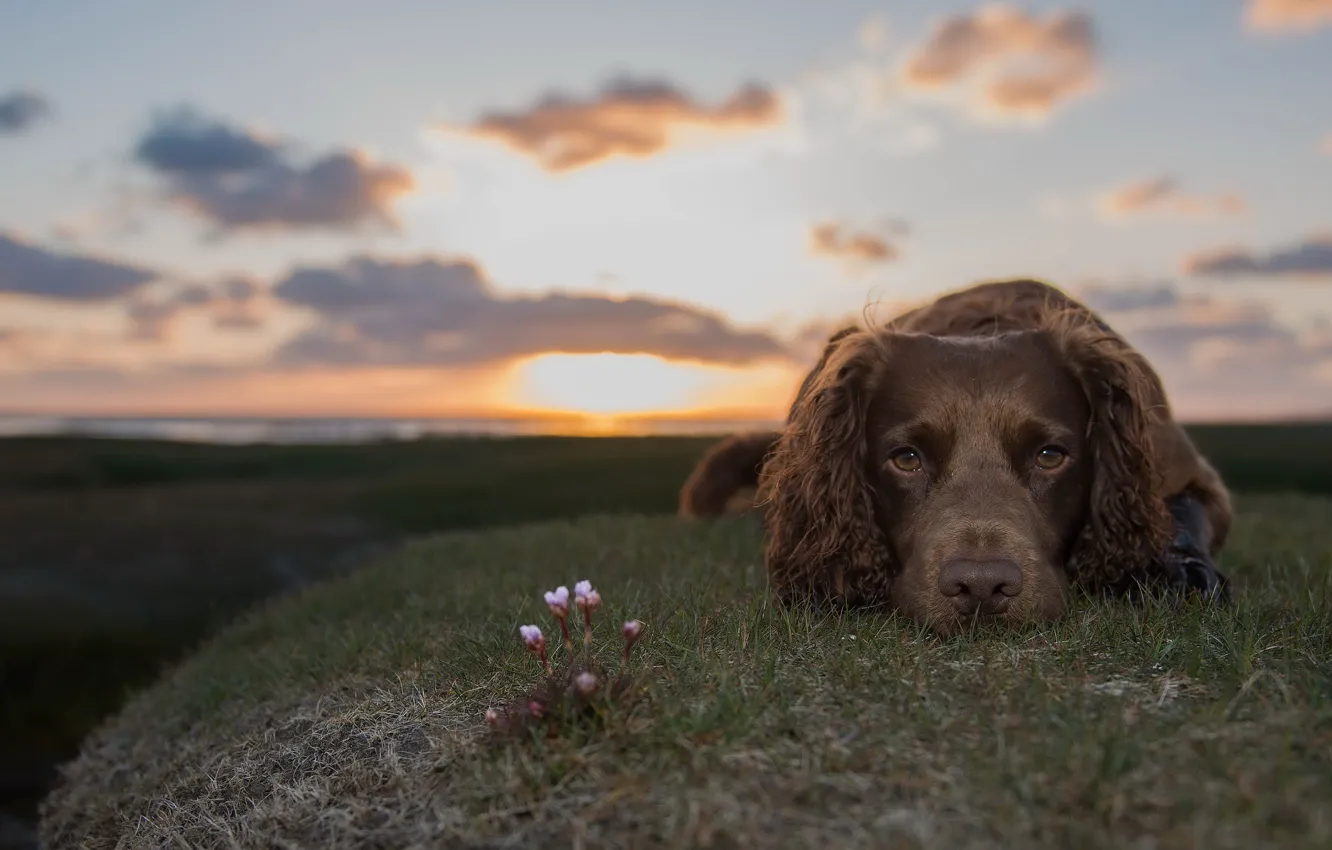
0, 414, 779, 445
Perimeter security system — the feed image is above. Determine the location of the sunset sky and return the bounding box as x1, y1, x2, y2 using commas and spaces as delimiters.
2, 0, 1331, 423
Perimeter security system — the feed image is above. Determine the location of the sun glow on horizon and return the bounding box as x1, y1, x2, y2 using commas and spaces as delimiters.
508, 351, 800, 418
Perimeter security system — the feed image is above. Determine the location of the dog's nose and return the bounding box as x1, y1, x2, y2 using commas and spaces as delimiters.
938, 558, 1023, 615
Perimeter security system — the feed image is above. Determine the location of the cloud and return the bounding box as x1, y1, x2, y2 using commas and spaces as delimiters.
1097, 177, 1246, 219
1182, 234, 1332, 278
858, 17, 892, 53
1075, 280, 1332, 419
272, 255, 792, 367
1083, 286, 1291, 357
782, 278, 1332, 420
1322, 132, 1332, 155
0, 231, 157, 301
0, 90, 50, 135
807, 220, 905, 272
453, 76, 784, 172
1078, 281, 1180, 313
899, 4, 1098, 117
133, 108, 415, 232
0, 327, 36, 357
1118, 295, 1325, 370
126, 278, 265, 340
1244, 0, 1332, 33
136, 113, 281, 174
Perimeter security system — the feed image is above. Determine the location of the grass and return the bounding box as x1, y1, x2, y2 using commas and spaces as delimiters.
0, 433, 727, 531
0, 433, 719, 835
6, 423, 1332, 843
40, 492, 1332, 849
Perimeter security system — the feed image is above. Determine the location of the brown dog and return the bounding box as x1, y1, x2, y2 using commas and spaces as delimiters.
679, 278, 1232, 634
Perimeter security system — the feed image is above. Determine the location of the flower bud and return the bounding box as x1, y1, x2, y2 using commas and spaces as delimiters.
519, 624, 544, 649
543, 586, 570, 618
623, 619, 644, 642
573, 671, 599, 696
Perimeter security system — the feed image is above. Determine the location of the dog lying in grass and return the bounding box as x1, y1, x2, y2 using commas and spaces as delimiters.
679, 278, 1232, 635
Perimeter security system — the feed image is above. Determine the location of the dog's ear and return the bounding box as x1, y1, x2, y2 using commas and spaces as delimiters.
759, 329, 894, 607
1051, 317, 1173, 593
677, 431, 779, 518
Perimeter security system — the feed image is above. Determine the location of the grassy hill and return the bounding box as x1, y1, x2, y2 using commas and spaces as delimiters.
0, 433, 720, 842
5, 422, 1332, 845
39, 494, 1332, 849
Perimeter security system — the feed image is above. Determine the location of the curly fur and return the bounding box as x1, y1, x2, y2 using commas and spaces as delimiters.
761, 330, 894, 605
677, 327, 858, 522
680, 278, 1233, 628
1043, 310, 1174, 593
677, 431, 779, 519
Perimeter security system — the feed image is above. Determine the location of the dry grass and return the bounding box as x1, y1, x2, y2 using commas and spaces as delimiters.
40, 493, 1332, 849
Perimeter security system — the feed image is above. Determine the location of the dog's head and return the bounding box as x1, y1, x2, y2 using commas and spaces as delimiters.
759, 316, 1173, 634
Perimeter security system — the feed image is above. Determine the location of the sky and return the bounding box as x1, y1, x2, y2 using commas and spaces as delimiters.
1, 0, 1331, 424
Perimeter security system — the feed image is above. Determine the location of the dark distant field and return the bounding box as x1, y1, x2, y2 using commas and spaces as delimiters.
3, 422, 1331, 839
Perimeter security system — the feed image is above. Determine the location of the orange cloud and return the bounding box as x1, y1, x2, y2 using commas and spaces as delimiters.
900, 4, 1097, 117
1098, 177, 1246, 219
457, 77, 783, 172
1244, 0, 1332, 32
808, 220, 904, 273
1321, 132, 1332, 155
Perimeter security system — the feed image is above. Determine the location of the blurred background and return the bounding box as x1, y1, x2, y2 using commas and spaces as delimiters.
2, 1, 1330, 845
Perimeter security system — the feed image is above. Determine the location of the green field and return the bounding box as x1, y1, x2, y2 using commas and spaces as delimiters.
5, 423, 1332, 846
40, 497, 1332, 849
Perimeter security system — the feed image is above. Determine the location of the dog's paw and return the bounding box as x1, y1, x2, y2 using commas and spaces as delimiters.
1163, 491, 1231, 604
1162, 542, 1230, 603
1053, 489, 1234, 606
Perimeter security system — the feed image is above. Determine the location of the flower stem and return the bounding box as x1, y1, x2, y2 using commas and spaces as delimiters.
558, 617, 574, 654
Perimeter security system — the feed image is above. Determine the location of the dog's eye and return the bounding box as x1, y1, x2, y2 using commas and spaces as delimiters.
1035, 446, 1068, 470
889, 448, 923, 473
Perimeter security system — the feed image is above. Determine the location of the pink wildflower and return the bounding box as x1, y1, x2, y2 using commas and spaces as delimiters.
573, 671, 599, 697
544, 585, 574, 650
574, 580, 601, 645
575, 581, 601, 613
544, 585, 570, 618
519, 624, 550, 672
622, 619, 644, 664
519, 624, 544, 649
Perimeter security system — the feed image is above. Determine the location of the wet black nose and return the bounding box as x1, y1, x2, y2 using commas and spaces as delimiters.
938, 558, 1023, 615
